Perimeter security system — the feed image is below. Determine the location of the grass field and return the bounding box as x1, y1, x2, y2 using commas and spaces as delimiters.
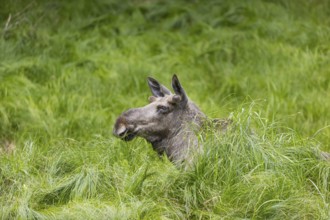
1, 0, 330, 219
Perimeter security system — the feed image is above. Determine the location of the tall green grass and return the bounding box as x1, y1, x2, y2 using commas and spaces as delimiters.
1, 0, 330, 219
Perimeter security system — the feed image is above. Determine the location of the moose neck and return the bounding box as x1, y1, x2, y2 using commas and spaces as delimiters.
149, 102, 206, 163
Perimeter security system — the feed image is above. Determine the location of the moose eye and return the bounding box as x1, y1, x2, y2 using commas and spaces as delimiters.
157, 105, 170, 114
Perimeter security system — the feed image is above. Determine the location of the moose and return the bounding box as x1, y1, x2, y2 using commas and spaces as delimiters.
113, 75, 210, 165
113, 75, 330, 165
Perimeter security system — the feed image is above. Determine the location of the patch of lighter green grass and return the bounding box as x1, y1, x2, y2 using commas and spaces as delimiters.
1, 104, 330, 219
189, 106, 330, 219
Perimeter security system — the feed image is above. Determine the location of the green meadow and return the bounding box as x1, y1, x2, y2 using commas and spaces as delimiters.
1, 0, 330, 219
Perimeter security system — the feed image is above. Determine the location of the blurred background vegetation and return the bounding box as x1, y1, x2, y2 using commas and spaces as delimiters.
1, 0, 329, 146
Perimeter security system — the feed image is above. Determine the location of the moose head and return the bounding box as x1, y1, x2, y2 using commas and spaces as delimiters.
113, 75, 206, 164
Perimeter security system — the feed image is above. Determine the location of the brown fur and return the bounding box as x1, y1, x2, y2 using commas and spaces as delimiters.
0, 140, 15, 155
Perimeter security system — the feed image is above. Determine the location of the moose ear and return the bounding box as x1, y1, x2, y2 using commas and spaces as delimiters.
171, 74, 188, 106
147, 77, 172, 97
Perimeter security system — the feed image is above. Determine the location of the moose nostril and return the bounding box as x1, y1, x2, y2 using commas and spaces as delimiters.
114, 123, 127, 137
118, 129, 128, 137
